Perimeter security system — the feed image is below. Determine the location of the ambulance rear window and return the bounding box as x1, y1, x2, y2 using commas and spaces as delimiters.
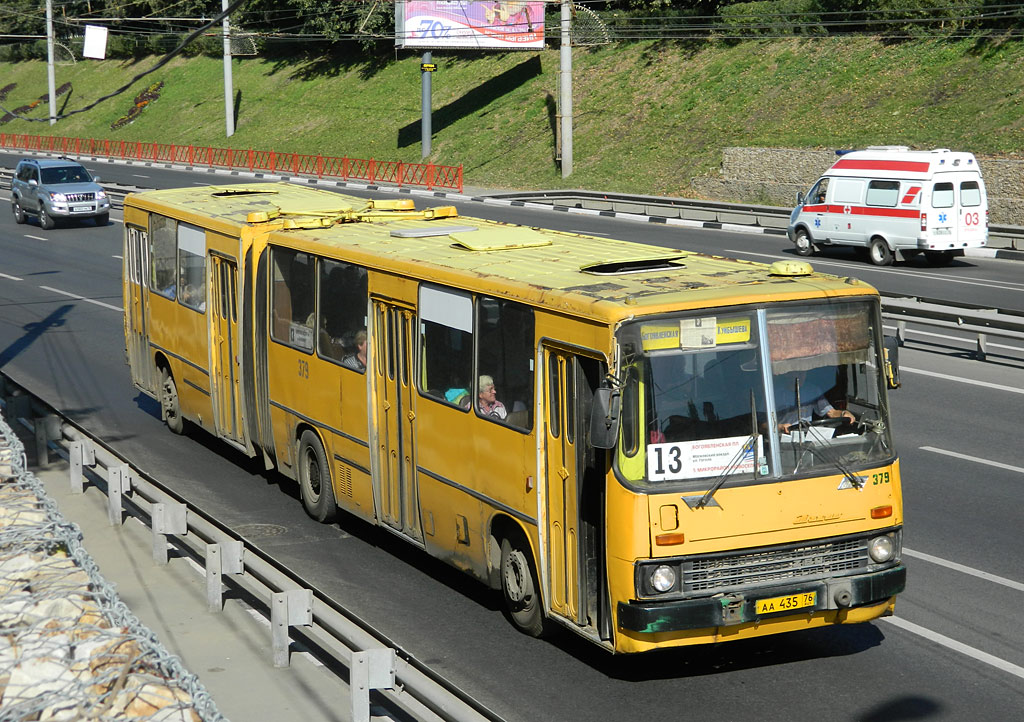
932, 183, 954, 208
960, 181, 982, 207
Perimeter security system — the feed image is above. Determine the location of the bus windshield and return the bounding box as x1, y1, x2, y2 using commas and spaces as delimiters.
616, 300, 893, 488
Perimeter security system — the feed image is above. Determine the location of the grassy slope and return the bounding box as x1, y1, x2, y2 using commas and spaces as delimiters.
2, 36, 1023, 197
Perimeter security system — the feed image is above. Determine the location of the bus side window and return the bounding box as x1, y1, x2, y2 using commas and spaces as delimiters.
270, 247, 315, 353
150, 214, 177, 300
318, 259, 368, 365
475, 297, 534, 430
177, 222, 206, 313
418, 285, 473, 410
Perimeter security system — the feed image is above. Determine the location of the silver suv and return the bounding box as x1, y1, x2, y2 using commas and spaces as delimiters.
11, 157, 110, 229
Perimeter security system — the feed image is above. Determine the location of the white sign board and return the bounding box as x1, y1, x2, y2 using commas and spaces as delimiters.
83, 25, 109, 60
647, 435, 763, 482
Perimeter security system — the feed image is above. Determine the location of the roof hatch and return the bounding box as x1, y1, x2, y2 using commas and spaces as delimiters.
581, 254, 686, 275
450, 227, 553, 251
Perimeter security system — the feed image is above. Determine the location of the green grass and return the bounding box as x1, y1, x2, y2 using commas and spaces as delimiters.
3, 36, 1024, 197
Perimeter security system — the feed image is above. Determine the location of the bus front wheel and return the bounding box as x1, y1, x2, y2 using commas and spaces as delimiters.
501, 537, 545, 637
160, 368, 185, 435
298, 430, 337, 523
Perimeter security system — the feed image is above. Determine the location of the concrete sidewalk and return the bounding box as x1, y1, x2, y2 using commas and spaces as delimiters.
29, 455, 358, 722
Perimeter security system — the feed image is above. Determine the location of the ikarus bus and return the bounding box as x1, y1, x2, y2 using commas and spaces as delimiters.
123, 182, 905, 653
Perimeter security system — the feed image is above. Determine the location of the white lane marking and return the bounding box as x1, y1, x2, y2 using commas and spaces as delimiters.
880, 616, 1024, 681
132, 174, 149, 178
901, 366, 1024, 394
919, 446, 1024, 475
726, 249, 1024, 293
112, 255, 123, 259
0, 272, 24, 281
38, 285, 123, 311
903, 547, 1024, 592
883, 324, 1024, 353
24, 235, 48, 241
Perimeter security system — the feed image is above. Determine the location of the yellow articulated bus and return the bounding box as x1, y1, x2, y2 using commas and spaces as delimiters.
122, 182, 905, 654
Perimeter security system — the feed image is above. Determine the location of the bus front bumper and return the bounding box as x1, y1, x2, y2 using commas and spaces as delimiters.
617, 565, 906, 634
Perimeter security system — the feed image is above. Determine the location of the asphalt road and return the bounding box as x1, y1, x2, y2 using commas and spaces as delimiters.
2, 153, 1024, 721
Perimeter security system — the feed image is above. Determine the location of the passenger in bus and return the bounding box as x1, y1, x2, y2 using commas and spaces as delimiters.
774, 369, 854, 434
477, 375, 507, 420
341, 330, 367, 372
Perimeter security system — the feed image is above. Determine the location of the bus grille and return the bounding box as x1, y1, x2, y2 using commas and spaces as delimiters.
682, 537, 868, 595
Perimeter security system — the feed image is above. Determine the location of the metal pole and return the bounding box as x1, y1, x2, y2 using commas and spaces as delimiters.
559, 0, 572, 178
46, 0, 56, 126
223, 0, 235, 137
421, 51, 432, 158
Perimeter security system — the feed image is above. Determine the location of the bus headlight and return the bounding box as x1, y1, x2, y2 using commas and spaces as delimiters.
868, 535, 895, 563
650, 565, 677, 593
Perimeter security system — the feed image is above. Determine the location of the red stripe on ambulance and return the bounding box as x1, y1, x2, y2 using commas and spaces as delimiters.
832, 159, 931, 173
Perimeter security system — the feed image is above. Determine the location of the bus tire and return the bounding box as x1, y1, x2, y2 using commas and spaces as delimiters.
160, 368, 185, 435
298, 430, 337, 523
868, 238, 893, 266
924, 250, 954, 267
793, 228, 815, 256
501, 536, 545, 637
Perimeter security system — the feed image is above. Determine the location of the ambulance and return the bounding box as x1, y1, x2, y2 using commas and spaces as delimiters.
787, 146, 988, 266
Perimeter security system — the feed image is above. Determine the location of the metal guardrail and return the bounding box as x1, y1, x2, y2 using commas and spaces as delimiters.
0, 167, 135, 209
880, 294, 1024, 360
0, 374, 496, 722
490, 189, 1024, 250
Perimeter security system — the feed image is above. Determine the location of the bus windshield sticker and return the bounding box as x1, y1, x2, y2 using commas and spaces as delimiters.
640, 317, 751, 352
679, 317, 717, 349
647, 435, 763, 482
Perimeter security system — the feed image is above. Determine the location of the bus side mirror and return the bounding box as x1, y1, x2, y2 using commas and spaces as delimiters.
883, 336, 901, 389
590, 386, 621, 449
796, 191, 805, 206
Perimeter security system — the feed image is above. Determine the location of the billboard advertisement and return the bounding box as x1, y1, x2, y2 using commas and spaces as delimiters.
396, 1, 546, 49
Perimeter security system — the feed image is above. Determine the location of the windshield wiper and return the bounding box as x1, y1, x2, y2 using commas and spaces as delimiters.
791, 420, 866, 490
693, 391, 760, 509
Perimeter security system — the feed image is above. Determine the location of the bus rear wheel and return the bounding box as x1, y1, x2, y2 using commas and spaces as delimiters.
501, 536, 545, 637
160, 368, 185, 435
298, 430, 337, 523
869, 238, 894, 266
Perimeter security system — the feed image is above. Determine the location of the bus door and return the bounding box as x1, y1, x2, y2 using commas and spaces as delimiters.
210, 255, 243, 444
124, 224, 155, 393
543, 347, 606, 631
371, 298, 423, 544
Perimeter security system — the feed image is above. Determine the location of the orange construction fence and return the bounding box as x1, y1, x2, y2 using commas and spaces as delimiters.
0, 133, 463, 193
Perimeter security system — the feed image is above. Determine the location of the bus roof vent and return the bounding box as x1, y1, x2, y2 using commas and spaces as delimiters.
450, 227, 553, 251
581, 254, 686, 275
391, 225, 479, 238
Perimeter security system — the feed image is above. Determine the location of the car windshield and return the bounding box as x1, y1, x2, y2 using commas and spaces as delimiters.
40, 166, 92, 184
615, 300, 893, 489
